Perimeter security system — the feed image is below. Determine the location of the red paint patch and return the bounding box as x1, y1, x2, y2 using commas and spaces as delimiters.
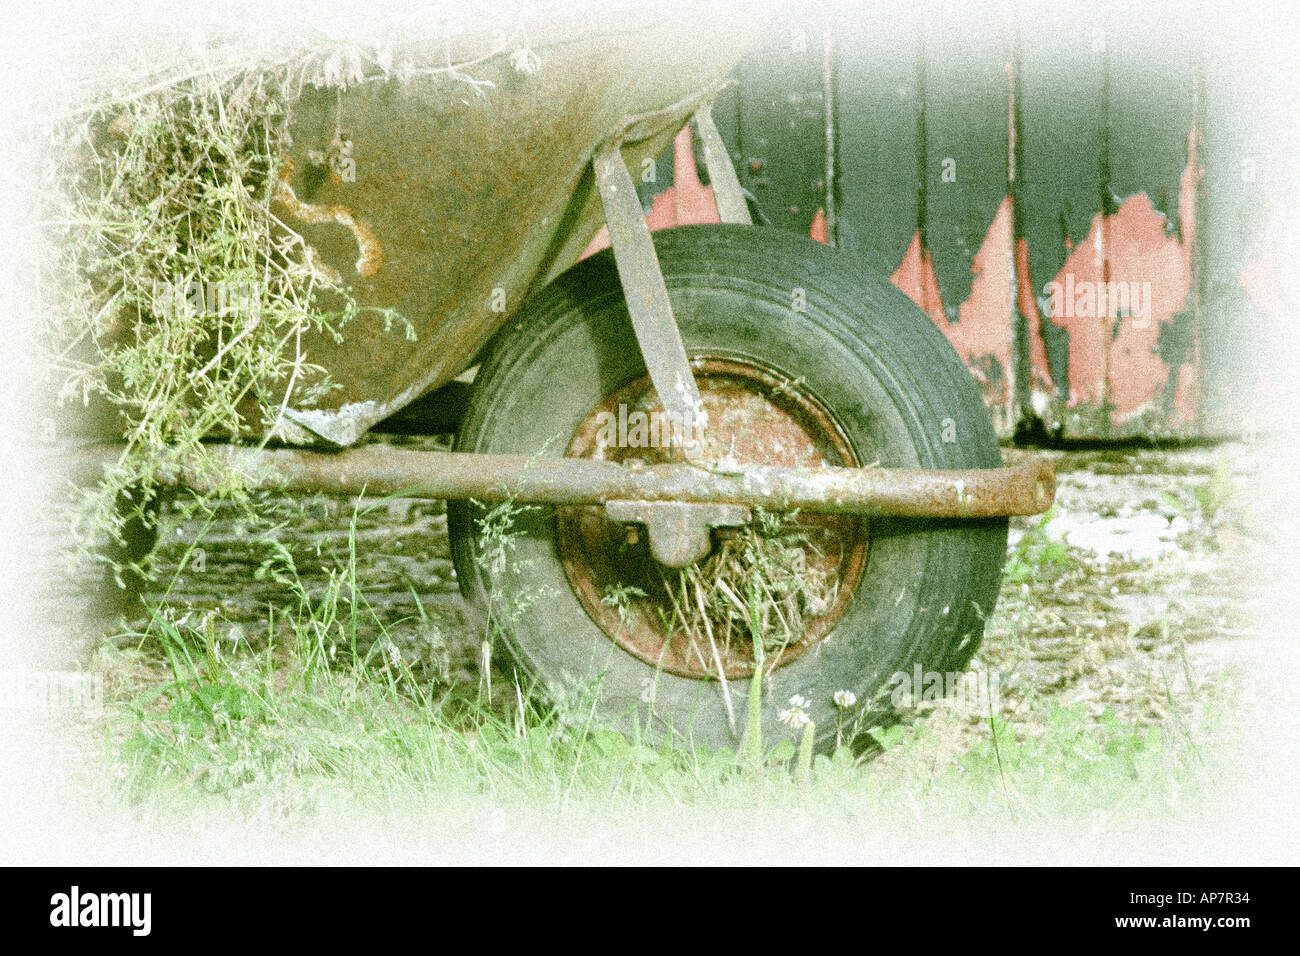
809, 208, 828, 244
580, 113, 1220, 436
944, 199, 1014, 404
1041, 194, 1190, 421
890, 230, 948, 328
582, 127, 719, 258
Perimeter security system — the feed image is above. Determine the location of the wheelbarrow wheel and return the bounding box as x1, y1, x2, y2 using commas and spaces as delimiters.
448, 224, 1007, 751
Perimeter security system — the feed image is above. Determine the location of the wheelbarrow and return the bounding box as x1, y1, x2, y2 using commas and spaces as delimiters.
63, 12, 1055, 749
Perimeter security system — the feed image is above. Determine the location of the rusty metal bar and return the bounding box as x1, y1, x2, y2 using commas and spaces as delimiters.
593, 143, 704, 447
693, 104, 752, 225
59, 444, 1056, 518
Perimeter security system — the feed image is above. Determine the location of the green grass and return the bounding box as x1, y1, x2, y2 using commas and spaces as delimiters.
94, 630, 1218, 817
91, 613, 1223, 827
82, 498, 1229, 829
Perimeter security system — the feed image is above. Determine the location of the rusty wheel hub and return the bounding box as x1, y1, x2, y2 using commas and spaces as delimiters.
556, 356, 869, 680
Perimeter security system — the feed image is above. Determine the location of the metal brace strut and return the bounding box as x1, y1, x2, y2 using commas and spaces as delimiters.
591, 85, 751, 462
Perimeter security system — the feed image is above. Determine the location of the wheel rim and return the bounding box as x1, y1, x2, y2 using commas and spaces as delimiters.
555, 355, 869, 680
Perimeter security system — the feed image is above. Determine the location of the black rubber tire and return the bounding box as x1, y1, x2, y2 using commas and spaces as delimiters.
449, 224, 1007, 750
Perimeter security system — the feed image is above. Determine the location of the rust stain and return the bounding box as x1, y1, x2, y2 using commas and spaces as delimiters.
555, 356, 867, 680
274, 157, 384, 279
302, 245, 342, 287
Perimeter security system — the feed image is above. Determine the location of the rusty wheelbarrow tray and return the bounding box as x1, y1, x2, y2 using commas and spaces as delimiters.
261, 12, 764, 447
66, 9, 1054, 534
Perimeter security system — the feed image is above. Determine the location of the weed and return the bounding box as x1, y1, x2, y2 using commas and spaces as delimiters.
1004, 505, 1075, 584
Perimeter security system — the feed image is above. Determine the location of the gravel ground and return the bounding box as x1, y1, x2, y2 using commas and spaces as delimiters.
979, 443, 1263, 732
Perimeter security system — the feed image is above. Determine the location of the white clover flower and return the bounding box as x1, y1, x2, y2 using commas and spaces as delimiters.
834, 690, 857, 709
779, 708, 811, 729
778, 694, 811, 728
